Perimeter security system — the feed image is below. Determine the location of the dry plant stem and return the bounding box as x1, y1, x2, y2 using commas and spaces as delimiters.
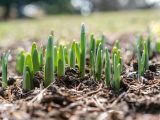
76, 83, 103, 100
107, 92, 126, 108
28, 81, 56, 105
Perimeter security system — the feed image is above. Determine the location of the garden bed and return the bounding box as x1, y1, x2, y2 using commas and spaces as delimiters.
0, 31, 160, 120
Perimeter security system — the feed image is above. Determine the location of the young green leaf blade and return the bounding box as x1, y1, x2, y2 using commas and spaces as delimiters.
16, 50, 25, 74
2, 51, 10, 88
32, 48, 40, 73
57, 45, 65, 76
70, 42, 76, 68
105, 48, 111, 86
75, 42, 80, 68
54, 46, 58, 71
23, 66, 32, 91
39, 46, 44, 68
44, 35, 54, 87
95, 44, 102, 80
31, 42, 37, 57
80, 24, 86, 77
90, 34, 96, 74
2, 54, 8, 88
64, 47, 69, 64
144, 41, 149, 70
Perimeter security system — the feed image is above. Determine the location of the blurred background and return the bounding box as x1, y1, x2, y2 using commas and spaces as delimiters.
0, 0, 160, 45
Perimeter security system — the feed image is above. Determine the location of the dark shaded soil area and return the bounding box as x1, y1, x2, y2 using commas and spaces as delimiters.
0, 33, 160, 120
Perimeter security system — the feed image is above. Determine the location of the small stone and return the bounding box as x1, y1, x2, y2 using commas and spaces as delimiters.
127, 72, 137, 79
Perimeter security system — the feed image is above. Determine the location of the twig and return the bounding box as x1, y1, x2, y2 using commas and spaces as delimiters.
28, 81, 55, 105
107, 92, 126, 108
76, 83, 103, 100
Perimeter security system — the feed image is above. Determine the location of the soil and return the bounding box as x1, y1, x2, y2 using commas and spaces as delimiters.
0, 33, 160, 120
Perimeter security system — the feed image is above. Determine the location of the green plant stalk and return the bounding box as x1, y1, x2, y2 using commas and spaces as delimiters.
101, 34, 105, 51
117, 49, 122, 72
16, 50, 25, 74
25, 53, 33, 75
137, 44, 141, 77
2, 52, 9, 88
54, 46, 58, 71
64, 47, 69, 64
57, 45, 65, 76
70, 41, 76, 68
91, 51, 95, 76
24, 53, 34, 88
140, 51, 145, 75
90, 34, 96, 74
39, 46, 44, 68
23, 66, 32, 91
80, 24, 86, 77
32, 48, 40, 73
144, 41, 149, 70
95, 44, 102, 80
44, 35, 54, 87
113, 54, 120, 90
112, 46, 118, 65
115, 63, 121, 90
112, 54, 117, 89
147, 35, 151, 56
75, 42, 80, 68
105, 48, 111, 86
31, 42, 37, 57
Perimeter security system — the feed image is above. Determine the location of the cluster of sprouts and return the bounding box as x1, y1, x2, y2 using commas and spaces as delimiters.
1, 24, 160, 91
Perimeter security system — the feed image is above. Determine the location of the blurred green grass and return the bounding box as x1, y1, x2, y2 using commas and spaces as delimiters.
0, 9, 160, 45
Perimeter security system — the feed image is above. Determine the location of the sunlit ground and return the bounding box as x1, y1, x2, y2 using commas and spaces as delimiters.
0, 9, 160, 45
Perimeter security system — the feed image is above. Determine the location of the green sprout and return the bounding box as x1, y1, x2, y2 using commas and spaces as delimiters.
95, 43, 102, 80
31, 42, 37, 57
75, 42, 80, 68
89, 35, 105, 81
111, 46, 122, 90
23, 66, 33, 91
74, 24, 86, 77
104, 46, 122, 90
105, 48, 111, 86
80, 24, 86, 77
39, 46, 44, 69
90, 34, 96, 75
1, 51, 10, 88
69, 41, 76, 68
64, 47, 69, 64
57, 45, 65, 76
24, 53, 33, 74
112, 54, 121, 90
24, 53, 34, 88
31, 42, 40, 73
16, 48, 25, 74
44, 35, 54, 87
32, 48, 40, 73
54, 46, 58, 72
146, 35, 151, 57
137, 40, 149, 76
